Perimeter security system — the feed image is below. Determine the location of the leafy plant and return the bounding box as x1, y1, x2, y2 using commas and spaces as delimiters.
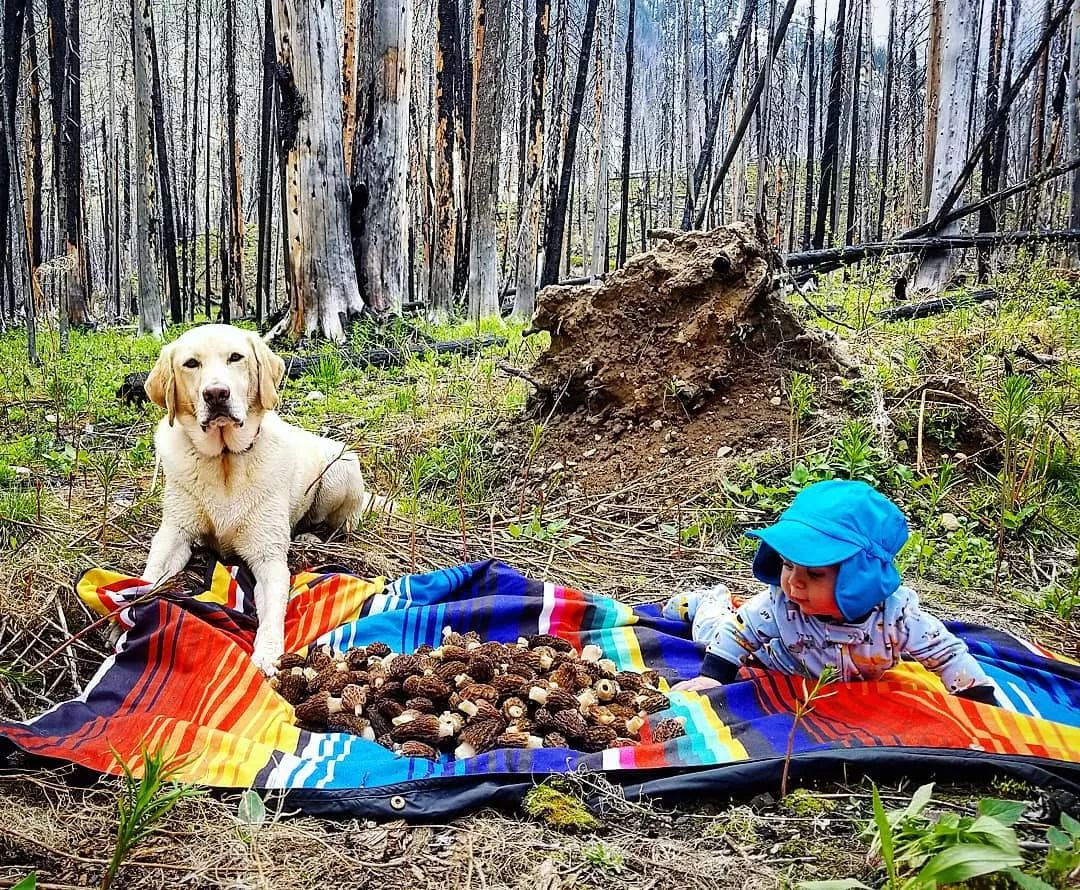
506, 512, 585, 549
583, 842, 625, 872
1040, 811, 1080, 886
102, 746, 204, 890
830, 420, 880, 483
800, 784, 1054, 890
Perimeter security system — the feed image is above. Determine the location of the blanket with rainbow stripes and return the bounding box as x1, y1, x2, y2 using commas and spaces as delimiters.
1, 559, 1078, 819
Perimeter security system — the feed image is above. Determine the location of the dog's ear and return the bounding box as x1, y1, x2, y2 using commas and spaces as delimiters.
249, 332, 286, 411
144, 343, 178, 425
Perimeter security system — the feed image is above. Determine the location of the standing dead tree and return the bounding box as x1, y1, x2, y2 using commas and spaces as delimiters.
273, 0, 365, 340
355, 0, 412, 314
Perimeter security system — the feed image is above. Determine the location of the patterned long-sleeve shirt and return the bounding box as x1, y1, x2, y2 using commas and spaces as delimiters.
669, 583, 992, 694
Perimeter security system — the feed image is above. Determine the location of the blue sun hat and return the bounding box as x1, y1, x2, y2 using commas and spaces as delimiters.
746, 479, 910, 621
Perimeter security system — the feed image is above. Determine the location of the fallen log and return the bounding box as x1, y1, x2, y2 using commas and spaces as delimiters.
875, 288, 998, 322
786, 229, 1080, 271
116, 335, 508, 405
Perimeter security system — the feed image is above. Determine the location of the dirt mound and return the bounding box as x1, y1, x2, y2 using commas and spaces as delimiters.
524, 226, 850, 482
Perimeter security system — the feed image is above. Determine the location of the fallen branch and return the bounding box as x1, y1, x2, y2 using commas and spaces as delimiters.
117, 335, 508, 404
875, 288, 998, 321
786, 229, 1080, 270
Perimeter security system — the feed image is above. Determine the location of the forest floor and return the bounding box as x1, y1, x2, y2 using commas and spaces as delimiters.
0, 249, 1079, 888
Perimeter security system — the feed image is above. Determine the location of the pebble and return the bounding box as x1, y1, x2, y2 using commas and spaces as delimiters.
306, 390, 326, 401
583, 448, 597, 458
940, 512, 961, 532
769, 396, 782, 407
651, 419, 664, 431
716, 446, 733, 458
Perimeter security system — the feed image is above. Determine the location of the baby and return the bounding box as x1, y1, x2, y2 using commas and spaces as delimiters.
664, 479, 997, 704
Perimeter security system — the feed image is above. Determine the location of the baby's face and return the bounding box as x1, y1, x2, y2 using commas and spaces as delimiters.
780, 560, 843, 620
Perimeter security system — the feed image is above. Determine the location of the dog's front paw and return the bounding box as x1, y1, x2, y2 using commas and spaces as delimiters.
251, 635, 285, 677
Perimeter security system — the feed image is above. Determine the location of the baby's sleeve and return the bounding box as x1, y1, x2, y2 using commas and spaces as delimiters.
896, 591, 994, 695
701, 589, 777, 674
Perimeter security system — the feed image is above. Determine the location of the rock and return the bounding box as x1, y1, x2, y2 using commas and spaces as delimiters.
582, 448, 597, 458
651, 419, 664, 431
769, 396, 782, 407
306, 390, 326, 402
939, 513, 961, 532
716, 446, 733, 458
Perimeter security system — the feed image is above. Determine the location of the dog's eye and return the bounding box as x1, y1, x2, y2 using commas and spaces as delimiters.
228, 352, 244, 363
182, 358, 200, 369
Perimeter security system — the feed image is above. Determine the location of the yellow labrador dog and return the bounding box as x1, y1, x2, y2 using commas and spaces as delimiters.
142, 324, 380, 674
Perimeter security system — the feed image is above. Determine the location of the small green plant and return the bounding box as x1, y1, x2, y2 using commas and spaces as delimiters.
1040, 811, 1080, 886
582, 841, 625, 872
8, 875, 35, 890
780, 665, 838, 798
102, 746, 205, 890
89, 450, 123, 542
309, 352, 344, 392
506, 511, 585, 549
831, 420, 880, 482
992, 375, 1038, 584
800, 783, 1049, 890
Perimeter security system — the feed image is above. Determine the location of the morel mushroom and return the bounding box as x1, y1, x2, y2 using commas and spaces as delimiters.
274, 652, 307, 672
403, 674, 451, 700
551, 708, 588, 739
635, 691, 670, 714
294, 691, 344, 724
340, 683, 367, 716
390, 713, 442, 744
399, 740, 440, 761
526, 633, 574, 653
454, 718, 505, 758
271, 669, 308, 705
652, 717, 687, 743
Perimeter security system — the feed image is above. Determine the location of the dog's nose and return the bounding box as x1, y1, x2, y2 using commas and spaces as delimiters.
203, 384, 231, 405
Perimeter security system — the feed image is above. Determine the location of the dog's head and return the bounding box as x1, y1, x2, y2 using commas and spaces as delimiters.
144, 325, 286, 452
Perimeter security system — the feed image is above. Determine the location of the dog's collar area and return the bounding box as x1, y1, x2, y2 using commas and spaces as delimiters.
221, 425, 261, 456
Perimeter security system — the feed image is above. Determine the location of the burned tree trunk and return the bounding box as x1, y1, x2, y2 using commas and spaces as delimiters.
811, 0, 846, 249
224, 0, 244, 319
915, 0, 979, 292
467, 0, 507, 320
254, 0, 275, 322
512, 0, 550, 319
273, 0, 365, 340
356, 0, 412, 314
615, 0, 635, 267
48, 0, 91, 335
148, 10, 183, 325
0, 0, 27, 318
132, 0, 163, 336
431, 0, 464, 317
540, 0, 601, 287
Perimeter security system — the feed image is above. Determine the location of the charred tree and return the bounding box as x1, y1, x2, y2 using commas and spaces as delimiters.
223, 0, 244, 319
467, 0, 507, 319
254, 0, 275, 322
356, 0, 412, 314
512, 0, 550, 318
148, 10, 183, 325
615, 0, 635, 267
540, 0, 601, 287
1, 0, 27, 318
132, 0, 163, 336
811, 0, 847, 250
273, 0, 365, 340
431, 0, 464, 317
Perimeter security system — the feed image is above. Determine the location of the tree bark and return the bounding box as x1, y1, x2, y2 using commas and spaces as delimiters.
811, 0, 847, 249
540, 0, 601, 287
132, 0, 163, 337
1, 0, 27, 318
223, 0, 244, 319
1069, 0, 1080, 242
148, 9, 183, 325
431, 0, 463, 317
467, 0, 506, 320
914, 0, 979, 292
273, 0, 365, 340
357, 0, 412, 314
512, 0, 550, 318
615, 0, 635, 267
801, 0, 816, 247
255, 0, 275, 323
875, 0, 896, 241
589, 0, 611, 280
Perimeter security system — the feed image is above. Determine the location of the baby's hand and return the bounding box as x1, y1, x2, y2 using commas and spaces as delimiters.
671, 675, 723, 693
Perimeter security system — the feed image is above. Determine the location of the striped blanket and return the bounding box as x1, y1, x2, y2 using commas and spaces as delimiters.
1, 559, 1078, 819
